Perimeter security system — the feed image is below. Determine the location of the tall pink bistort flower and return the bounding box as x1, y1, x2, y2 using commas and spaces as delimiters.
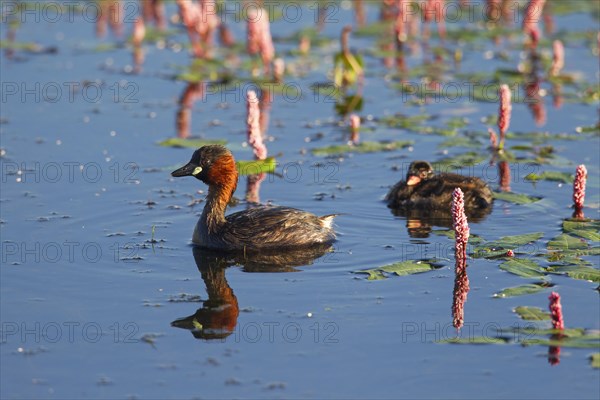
488, 127, 498, 150
273, 58, 285, 82
498, 84, 512, 147
349, 114, 360, 144
246, 90, 267, 204
246, 91, 267, 161
452, 188, 470, 261
452, 260, 470, 330
423, 0, 446, 40
176, 0, 220, 58
247, 7, 274, 74
551, 40, 564, 77
498, 161, 511, 192
548, 292, 564, 330
394, 0, 412, 44
452, 188, 470, 330
132, 17, 146, 47
523, 0, 546, 48
572, 164, 587, 218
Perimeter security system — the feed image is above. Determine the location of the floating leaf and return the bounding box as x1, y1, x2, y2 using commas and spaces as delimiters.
473, 232, 543, 258
562, 219, 600, 242
521, 337, 600, 349
311, 141, 412, 156
547, 265, 600, 283
500, 259, 547, 279
354, 261, 436, 280
439, 137, 482, 148
435, 152, 487, 169
591, 353, 600, 369
236, 158, 276, 175
377, 114, 432, 131
493, 282, 553, 298
493, 191, 542, 204
431, 229, 484, 245
498, 326, 585, 338
547, 233, 589, 251
158, 138, 227, 148
525, 171, 574, 183
514, 306, 551, 321
438, 337, 510, 345
485, 232, 543, 250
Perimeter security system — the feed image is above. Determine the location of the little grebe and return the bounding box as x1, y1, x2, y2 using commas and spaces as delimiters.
386, 161, 493, 213
172, 145, 337, 251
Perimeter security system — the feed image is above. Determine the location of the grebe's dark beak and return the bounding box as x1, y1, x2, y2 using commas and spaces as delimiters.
171, 162, 201, 177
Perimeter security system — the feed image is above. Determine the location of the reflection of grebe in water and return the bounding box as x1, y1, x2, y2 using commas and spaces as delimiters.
172, 145, 337, 251
171, 245, 333, 340
386, 161, 493, 237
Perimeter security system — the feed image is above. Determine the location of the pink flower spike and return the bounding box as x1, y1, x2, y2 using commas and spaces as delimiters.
572, 164, 587, 216
488, 128, 498, 150
573, 164, 587, 208
551, 40, 564, 77
452, 265, 469, 330
548, 292, 564, 330
349, 114, 360, 144
260, 10, 275, 73
350, 114, 360, 131
499, 161, 511, 192
246, 91, 267, 160
132, 17, 146, 47
506, 250, 514, 257
523, 0, 546, 48
273, 58, 285, 82
452, 188, 470, 262
246, 7, 261, 55
497, 84, 512, 146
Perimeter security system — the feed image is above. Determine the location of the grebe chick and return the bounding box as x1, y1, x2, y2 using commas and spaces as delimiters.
172, 145, 337, 251
386, 161, 493, 212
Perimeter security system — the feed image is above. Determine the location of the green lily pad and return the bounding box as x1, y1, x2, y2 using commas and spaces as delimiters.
500, 259, 547, 279
591, 353, 600, 368
439, 137, 482, 148
236, 158, 276, 176
435, 152, 487, 169
525, 171, 574, 183
521, 337, 600, 349
378, 114, 433, 131
431, 229, 484, 245
514, 306, 551, 321
562, 219, 600, 242
473, 232, 543, 258
158, 138, 227, 148
493, 191, 542, 204
354, 261, 436, 280
487, 232, 543, 249
547, 234, 589, 251
438, 337, 509, 345
311, 141, 412, 156
498, 327, 585, 338
493, 282, 553, 298
547, 265, 600, 283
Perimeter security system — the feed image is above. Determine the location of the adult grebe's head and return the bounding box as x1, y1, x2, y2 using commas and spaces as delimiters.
406, 161, 434, 186
171, 145, 238, 189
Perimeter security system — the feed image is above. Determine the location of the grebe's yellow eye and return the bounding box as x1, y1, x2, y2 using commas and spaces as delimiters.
192, 166, 203, 176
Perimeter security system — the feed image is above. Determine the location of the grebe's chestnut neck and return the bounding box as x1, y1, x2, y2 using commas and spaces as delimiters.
172, 145, 238, 231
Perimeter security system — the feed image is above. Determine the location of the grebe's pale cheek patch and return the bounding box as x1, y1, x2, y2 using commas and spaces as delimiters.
192, 166, 203, 176
407, 176, 421, 186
